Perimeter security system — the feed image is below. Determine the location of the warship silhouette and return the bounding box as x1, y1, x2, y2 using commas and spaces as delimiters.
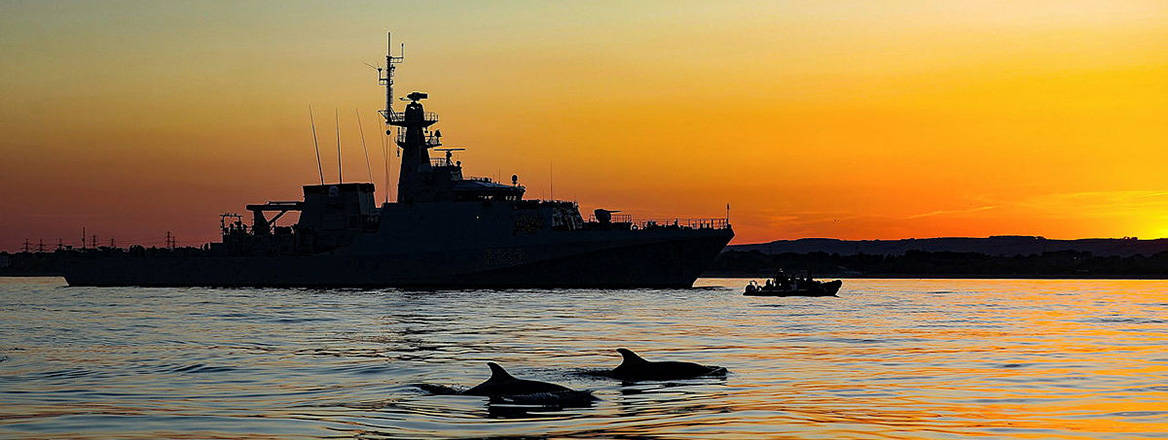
63, 34, 733, 288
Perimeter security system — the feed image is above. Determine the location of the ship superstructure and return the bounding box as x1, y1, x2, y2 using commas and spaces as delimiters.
63, 34, 733, 288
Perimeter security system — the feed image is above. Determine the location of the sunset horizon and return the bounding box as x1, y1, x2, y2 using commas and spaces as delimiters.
3, 1, 1168, 250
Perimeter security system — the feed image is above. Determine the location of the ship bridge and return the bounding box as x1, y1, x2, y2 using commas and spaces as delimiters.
386, 90, 525, 203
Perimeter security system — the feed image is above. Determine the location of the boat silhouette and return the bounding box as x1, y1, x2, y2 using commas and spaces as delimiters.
63, 33, 733, 288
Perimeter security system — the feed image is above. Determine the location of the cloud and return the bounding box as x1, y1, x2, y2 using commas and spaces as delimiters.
904, 205, 997, 219
1017, 190, 1168, 216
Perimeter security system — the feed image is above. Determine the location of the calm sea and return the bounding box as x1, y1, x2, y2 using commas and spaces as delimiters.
1, 277, 1165, 439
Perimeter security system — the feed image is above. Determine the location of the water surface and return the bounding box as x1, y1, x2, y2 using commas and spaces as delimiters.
1, 277, 1166, 438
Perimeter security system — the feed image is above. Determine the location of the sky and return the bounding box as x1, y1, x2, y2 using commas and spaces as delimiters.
1, 0, 1167, 249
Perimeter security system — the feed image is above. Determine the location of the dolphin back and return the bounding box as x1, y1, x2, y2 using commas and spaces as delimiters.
616, 348, 648, 368
611, 349, 728, 380
464, 362, 576, 397
487, 362, 514, 381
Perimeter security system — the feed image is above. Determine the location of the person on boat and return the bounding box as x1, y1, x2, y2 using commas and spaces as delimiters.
745, 280, 760, 294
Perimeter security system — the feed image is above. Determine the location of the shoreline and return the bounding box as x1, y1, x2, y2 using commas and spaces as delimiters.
704, 272, 1168, 280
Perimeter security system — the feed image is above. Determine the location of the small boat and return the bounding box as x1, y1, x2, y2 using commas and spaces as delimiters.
744, 269, 842, 297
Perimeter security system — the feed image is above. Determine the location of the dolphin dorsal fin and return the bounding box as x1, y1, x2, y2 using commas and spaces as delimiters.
616, 348, 648, 366
486, 362, 515, 381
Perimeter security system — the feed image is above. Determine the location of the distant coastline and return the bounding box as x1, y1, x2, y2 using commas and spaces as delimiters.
709, 236, 1168, 279
731, 235, 1168, 257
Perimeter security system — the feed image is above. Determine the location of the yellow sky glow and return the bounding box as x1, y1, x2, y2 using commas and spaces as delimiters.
1, 1, 1167, 248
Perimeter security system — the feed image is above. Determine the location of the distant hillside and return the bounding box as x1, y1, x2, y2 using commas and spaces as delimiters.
730, 236, 1168, 257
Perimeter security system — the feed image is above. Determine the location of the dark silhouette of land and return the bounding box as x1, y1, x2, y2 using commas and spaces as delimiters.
732, 235, 1168, 257
708, 236, 1168, 278
1, 247, 203, 277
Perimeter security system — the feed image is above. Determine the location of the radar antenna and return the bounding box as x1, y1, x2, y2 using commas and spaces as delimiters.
434, 147, 466, 166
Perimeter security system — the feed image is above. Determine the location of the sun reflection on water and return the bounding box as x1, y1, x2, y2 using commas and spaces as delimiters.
0, 277, 1165, 438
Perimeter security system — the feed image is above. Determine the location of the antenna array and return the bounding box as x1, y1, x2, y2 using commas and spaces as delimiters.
377, 33, 405, 122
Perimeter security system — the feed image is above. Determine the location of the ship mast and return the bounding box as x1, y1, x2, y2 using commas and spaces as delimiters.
374, 32, 441, 203
375, 32, 405, 203
377, 32, 405, 122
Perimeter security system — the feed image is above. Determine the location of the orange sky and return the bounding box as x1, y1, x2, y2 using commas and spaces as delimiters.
2, 1, 1167, 249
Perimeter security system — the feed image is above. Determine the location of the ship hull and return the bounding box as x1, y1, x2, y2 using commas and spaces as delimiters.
63, 230, 732, 288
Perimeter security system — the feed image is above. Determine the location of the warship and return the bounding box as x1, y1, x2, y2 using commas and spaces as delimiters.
63, 34, 734, 288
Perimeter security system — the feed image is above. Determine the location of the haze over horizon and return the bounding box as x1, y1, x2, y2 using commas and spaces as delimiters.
2, 1, 1167, 250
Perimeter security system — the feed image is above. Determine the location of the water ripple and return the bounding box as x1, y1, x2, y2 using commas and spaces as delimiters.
0, 277, 1166, 438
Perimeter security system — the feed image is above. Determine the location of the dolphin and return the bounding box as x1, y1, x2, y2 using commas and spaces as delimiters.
462, 362, 595, 405
609, 348, 727, 381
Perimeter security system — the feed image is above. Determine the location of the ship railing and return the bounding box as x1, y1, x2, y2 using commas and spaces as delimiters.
386, 112, 439, 124
585, 215, 729, 230
584, 213, 632, 223
633, 217, 730, 230
430, 158, 460, 167
395, 129, 444, 148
